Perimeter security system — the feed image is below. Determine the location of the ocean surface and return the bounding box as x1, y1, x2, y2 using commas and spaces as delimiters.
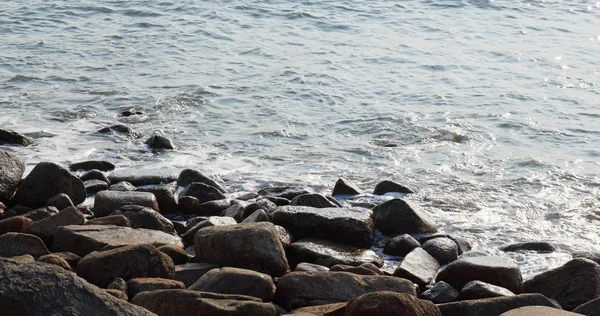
1, 0, 599, 278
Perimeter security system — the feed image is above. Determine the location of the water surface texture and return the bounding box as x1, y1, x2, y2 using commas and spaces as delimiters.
1, 0, 599, 277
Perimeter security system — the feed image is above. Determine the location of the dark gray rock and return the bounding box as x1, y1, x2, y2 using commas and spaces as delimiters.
295, 262, 330, 272
112, 205, 175, 234
420, 281, 460, 304
189, 267, 276, 302
22, 206, 59, 222
37, 253, 72, 271
79, 169, 110, 183
460, 280, 515, 300
127, 277, 185, 299
290, 193, 339, 208
70, 161, 115, 172
500, 242, 557, 253
182, 216, 236, 247
288, 238, 383, 268
437, 294, 555, 316
109, 181, 137, 191
373, 180, 414, 195
384, 234, 421, 256
157, 245, 188, 265
418, 234, 472, 255
108, 171, 177, 187
46, 193, 74, 211
373, 199, 437, 235
330, 263, 384, 276
343, 291, 441, 316
177, 169, 226, 193
422, 237, 459, 265
145, 135, 175, 150
572, 297, 600, 315
197, 198, 232, 216
222, 203, 245, 222
241, 209, 270, 223
0, 150, 25, 202
94, 190, 159, 217
174, 263, 220, 288
0, 215, 32, 235
0, 129, 32, 146
0, 232, 50, 258
258, 186, 314, 200
265, 196, 290, 206
393, 247, 440, 289
273, 205, 374, 248
84, 179, 109, 194
243, 198, 278, 219
332, 177, 362, 196
275, 225, 294, 248
14, 162, 86, 208
26, 206, 86, 241
179, 182, 226, 205
436, 256, 523, 294
98, 124, 141, 138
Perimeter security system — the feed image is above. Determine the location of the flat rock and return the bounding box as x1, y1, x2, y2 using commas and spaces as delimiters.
289, 303, 346, 315
174, 263, 220, 288
241, 209, 270, 223
500, 242, 557, 253
110, 181, 137, 191
84, 179, 109, 194
21, 206, 59, 222
499, 306, 582, 316
94, 190, 159, 217
108, 171, 177, 187
137, 184, 179, 214
273, 206, 375, 248
0, 215, 32, 234
26, 206, 86, 241
290, 193, 339, 208
332, 177, 362, 196
0, 232, 50, 258
383, 233, 421, 256
330, 263, 384, 275
422, 237, 459, 265
179, 182, 226, 205
437, 294, 557, 316
572, 296, 600, 315
127, 277, 185, 298
460, 280, 515, 300
14, 162, 86, 208
188, 267, 276, 302
53, 225, 183, 257
182, 216, 236, 247
295, 262, 330, 272
393, 247, 440, 289
112, 205, 175, 234
373, 180, 414, 195
157, 245, 188, 265
288, 238, 383, 268
258, 186, 314, 200
177, 169, 226, 193
0, 150, 25, 202
0, 129, 32, 146
373, 199, 437, 235
343, 291, 441, 316
420, 281, 460, 304
70, 161, 115, 172
86, 215, 132, 227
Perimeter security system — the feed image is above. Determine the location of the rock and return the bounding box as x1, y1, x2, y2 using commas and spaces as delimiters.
131, 289, 276, 316
0, 129, 33, 146
94, 190, 159, 217
11, 254, 35, 263
332, 177, 362, 196
290, 193, 339, 208
0, 150, 25, 202
26, 206, 86, 241
14, 162, 86, 208
273, 271, 416, 310
373, 180, 414, 195
418, 234, 472, 255
157, 245, 188, 265
422, 237, 459, 265
98, 124, 141, 138
0, 232, 49, 258
145, 135, 175, 150
21, 206, 59, 222
174, 262, 220, 288
222, 204, 245, 222
0, 215, 32, 234
288, 238, 383, 268
108, 277, 128, 292
70, 161, 115, 172
420, 281, 460, 304
110, 181, 137, 191
243, 199, 278, 219
8, 204, 32, 216
373, 199, 437, 235
137, 184, 179, 214
330, 263, 384, 275
343, 291, 441, 316
52, 252, 81, 270
182, 216, 236, 247
289, 303, 346, 315
188, 267, 276, 302
112, 205, 175, 234
460, 280, 515, 300
108, 171, 177, 187
384, 234, 421, 256
177, 169, 226, 193
500, 306, 583, 316
77, 244, 176, 288
295, 262, 330, 272
275, 225, 294, 248
84, 179, 109, 194
80, 169, 110, 183
241, 209, 270, 223
37, 253, 72, 271
523, 258, 600, 310
572, 251, 600, 265
179, 182, 226, 205
258, 186, 314, 200
194, 222, 290, 276
273, 205, 374, 248
0, 258, 155, 315
46, 193, 74, 211
195, 198, 232, 216
127, 277, 185, 298
393, 247, 440, 289
500, 242, 557, 253
86, 215, 132, 227
572, 297, 600, 315
436, 255, 522, 294
437, 294, 558, 316
266, 196, 291, 206
105, 289, 129, 301
53, 225, 183, 257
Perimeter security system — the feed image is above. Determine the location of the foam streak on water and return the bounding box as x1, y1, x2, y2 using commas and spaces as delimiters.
1, 0, 599, 278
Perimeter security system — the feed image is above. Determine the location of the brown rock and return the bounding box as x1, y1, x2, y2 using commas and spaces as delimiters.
330, 263, 384, 275
174, 262, 220, 288
437, 293, 556, 316
188, 267, 276, 302
177, 169, 226, 193
182, 216, 236, 247
112, 205, 175, 234
137, 184, 179, 214
289, 303, 346, 315
86, 215, 132, 227
157, 244, 189, 265
52, 252, 81, 270
10, 254, 35, 263
179, 182, 226, 205
37, 254, 72, 271
332, 177, 362, 196
460, 280, 515, 300
46, 193, 75, 211
343, 291, 441, 316
0, 216, 32, 235
373, 180, 414, 195
0, 129, 32, 146
499, 306, 582, 315
105, 289, 129, 301
0, 232, 49, 258
127, 277, 185, 298
26, 206, 86, 241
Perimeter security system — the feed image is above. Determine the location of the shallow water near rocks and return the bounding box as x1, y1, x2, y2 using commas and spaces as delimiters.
1, 0, 599, 279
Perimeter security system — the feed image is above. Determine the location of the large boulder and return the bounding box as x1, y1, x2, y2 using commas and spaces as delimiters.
288, 238, 383, 268
273, 271, 416, 310
437, 294, 557, 316
177, 169, 226, 193
127, 277, 185, 298
420, 281, 460, 304
332, 177, 362, 196
179, 182, 226, 205
86, 215, 131, 227
194, 222, 290, 277
342, 291, 441, 316
572, 297, 600, 315
436, 256, 522, 294
0, 151, 25, 202
46, 193, 75, 211
393, 247, 440, 289
273, 206, 375, 248
182, 216, 236, 247
77, 244, 175, 288
26, 206, 86, 241
14, 162, 86, 208
523, 258, 600, 310
0, 232, 49, 258
188, 267, 276, 302
94, 191, 159, 218
112, 205, 175, 234
53, 225, 183, 257
372, 199, 437, 235
0, 258, 155, 315
131, 290, 276, 316
107, 170, 177, 187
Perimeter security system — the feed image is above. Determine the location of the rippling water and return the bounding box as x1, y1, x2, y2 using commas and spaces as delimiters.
1, 0, 599, 278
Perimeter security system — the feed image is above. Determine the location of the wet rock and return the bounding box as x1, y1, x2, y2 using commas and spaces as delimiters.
131, 289, 276, 316
373, 199, 437, 235
112, 205, 175, 234
0, 129, 33, 146
500, 241, 557, 253
108, 170, 177, 187
420, 281, 460, 304
0, 150, 25, 202
418, 234, 472, 255
242, 209, 270, 223
197, 198, 232, 216
422, 237, 459, 265
460, 280, 515, 300
332, 177, 362, 196
182, 216, 236, 247
80, 169, 110, 182
289, 303, 346, 315
373, 180, 414, 195
174, 262, 220, 288
26, 206, 86, 241
343, 291, 441, 316
46, 193, 74, 211
53, 225, 183, 257
436, 255, 523, 294
295, 262, 330, 272
11, 254, 35, 263
243, 198, 278, 219
393, 247, 440, 289
127, 277, 185, 298
290, 193, 340, 208
330, 263, 384, 275
8, 204, 32, 216
86, 215, 132, 227
105, 289, 129, 301
70, 161, 115, 172
22, 206, 59, 222
145, 135, 175, 150
98, 124, 141, 138
108, 277, 128, 292
0, 258, 154, 315
287, 238, 383, 268
178, 196, 202, 214
222, 203, 245, 222
120, 109, 144, 117
189, 267, 276, 302
194, 222, 290, 276
14, 162, 86, 208
179, 182, 226, 205
348, 201, 376, 209
77, 244, 176, 288
37, 253, 72, 271
137, 184, 179, 214
384, 233, 421, 256
275, 225, 294, 248
273, 205, 374, 248
500, 306, 582, 316
0, 232, 50, 258
52, 252, 81, 270
437, 294, 557, 316
177, 169, 226, 193
258, 186, 314, 200
265, 196, 291, 206
273, 271, 416, 310
158, 244, 189, 265
84, 179, 109, 194
572, 297, 600, 315
523, 258, 600, 310
110, 181, 137, 191
0, 215, 32, 235
94, 190, 159, 217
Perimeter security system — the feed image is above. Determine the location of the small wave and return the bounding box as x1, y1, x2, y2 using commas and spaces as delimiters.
122, 9, 162, 17
8, 75, 41, 82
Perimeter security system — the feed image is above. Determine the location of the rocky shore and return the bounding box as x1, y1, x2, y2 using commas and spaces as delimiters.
1, 146, 599, 316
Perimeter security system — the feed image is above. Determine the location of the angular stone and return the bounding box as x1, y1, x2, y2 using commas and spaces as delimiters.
94, 190, 159, 217
157, 245, 188, 265
37, 254, 72, 271
420, 281, 460, 304
182, 216, 236, 247
273, 206, 374, 248
110, 181, 137, 191
108, 171, 177, 187
189, 267, 276, 302
243, 199, 278, 219
290, 193, 339, 208
179, 182, 226, 205
53, 225, 183, 257
86, 215, 132, 227
84, 179, 109, 194
241, 209, 270, 223
437, 294, 557, 316
295, 262, 330, 272
384, 234, 421, 256
26, 206, 86, 241
332, 177, 362, 196
177, 169, 226, 193
112, 205, 175, 234
0, 232, 49, 258
222, 204, 245, 222
343, 291, 441, 316
194, 222, 289, 276
258, 186, 314, 200
289, 303, 346, 315
460, 280, 515, 300
108, 277, 128, 292
70, 161, 115, 172
175, 263, 220, 288
0, 150, 25, 202
145, 135, 175, 150
196, 198, 232, 216
572, 297, 600, 315
266, 196, 291, 206
0, 129, 32, 146
11, 254, 35, 263
436, 256, 522, 294
373, 199, 437, 235
273, 271, 416, 310
46, 193, 74, 211
21, 206, 59, 222
0, 215, 32, 235
422, 237, 459, 265
500, 242, 557, 253
289, 238, 383, 268
500, 306, 583, 316
14, 162, 86, 208
373, 180, 414, 195
393, 247, 440, 289
330, 263, 384, 275
127, 277, 185, 298
77, 244, 175, 288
